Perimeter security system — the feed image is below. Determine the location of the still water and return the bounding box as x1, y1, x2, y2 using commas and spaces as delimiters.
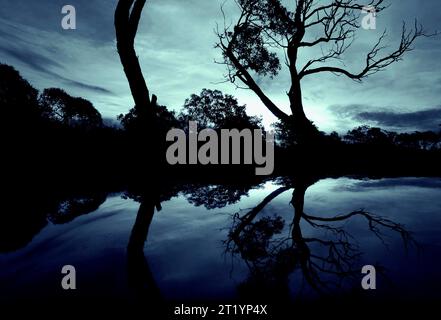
1, 177, 441, 304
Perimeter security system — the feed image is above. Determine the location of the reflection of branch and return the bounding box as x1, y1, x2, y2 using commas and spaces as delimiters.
303, 210, 416, 251
226, 183, 417, 297
303, 235, 361, 290
229, 186, 290, 241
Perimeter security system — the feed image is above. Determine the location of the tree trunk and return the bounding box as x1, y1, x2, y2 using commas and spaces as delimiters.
117, 43, 151, 115
288, 74, 317, 145
115, 0, 153, 118
289, 74, 308, 124
287, 41, 317, 144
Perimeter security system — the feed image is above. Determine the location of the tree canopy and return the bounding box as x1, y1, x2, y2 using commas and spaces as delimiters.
0, 63, 41, 127
39, 88, 103, 129
179, 89, 262, 130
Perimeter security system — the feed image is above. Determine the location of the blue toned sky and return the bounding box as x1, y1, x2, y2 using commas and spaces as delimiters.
0, 0, 440, 132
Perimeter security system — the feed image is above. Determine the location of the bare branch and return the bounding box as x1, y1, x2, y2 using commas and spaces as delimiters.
304, 0, 387, 22
302, 209, 417, 250
299, 21, 431, 81
129, 0, 146, 39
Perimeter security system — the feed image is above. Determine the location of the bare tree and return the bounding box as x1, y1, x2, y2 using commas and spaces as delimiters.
216, 0, 433, 139
115, 0, 154, 119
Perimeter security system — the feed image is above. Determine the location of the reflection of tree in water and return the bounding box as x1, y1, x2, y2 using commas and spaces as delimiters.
47, 192, 107, 224
124, 179, 185, 309
124, 178, 261, 308
225, 177, 416, 299
126, 191, 163, 305
182, 182, 262, 209
1, 190, 108, 252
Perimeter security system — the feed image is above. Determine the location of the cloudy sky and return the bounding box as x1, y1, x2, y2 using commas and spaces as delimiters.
1, 0, 440, 132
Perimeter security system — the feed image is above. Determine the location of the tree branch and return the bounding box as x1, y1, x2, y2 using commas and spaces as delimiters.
299, 21, 431, 81
215, 6, 290, 121
129, 0, 146, 40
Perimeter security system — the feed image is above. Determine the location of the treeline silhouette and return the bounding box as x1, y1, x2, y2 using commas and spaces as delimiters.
2, 62, 441, 185
273, 118, 441, 176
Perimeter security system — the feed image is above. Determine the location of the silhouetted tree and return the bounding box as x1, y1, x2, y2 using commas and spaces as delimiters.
272, 116, 319, 148
396, 130, 440, 151
39, 88, 103, 129
179, 89, 262, 130
342, 126, 441, 151
0, 64, 41, 129
216, 0, 432, 142
327, 131, 342, 144
118, 98, 180, 134
344, 125, 393, 146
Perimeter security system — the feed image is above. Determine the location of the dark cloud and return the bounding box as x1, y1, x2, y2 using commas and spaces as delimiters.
355, 108, 441, 130
333, 104, 441, 131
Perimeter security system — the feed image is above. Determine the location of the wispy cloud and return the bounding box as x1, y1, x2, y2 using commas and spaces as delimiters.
0, 44, 113, 94
0, 45, 64, 73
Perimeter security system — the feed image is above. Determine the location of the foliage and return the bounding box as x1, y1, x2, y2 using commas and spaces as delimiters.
39, 88, 103, 129
117, 100, 181, 135
179, 89, 262, 130
0, 63, 41, 127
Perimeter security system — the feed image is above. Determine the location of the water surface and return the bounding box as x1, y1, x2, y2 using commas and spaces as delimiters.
1, 177, 440, 305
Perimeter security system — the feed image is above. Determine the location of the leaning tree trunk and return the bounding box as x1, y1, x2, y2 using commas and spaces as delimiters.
115, 0, 152, 119
115, 0, 162, 172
